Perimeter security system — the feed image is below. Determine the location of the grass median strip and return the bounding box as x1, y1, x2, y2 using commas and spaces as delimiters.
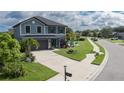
54, 38, 93, 61
91, 43, 105, 65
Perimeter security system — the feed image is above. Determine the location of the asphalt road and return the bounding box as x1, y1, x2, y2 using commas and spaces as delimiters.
95, 39, 124, 81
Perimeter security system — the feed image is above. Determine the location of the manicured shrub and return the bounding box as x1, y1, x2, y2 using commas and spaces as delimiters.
27, 53, 35, 62
21, 53, 35, 62
95, 52, 99, 57
67, 49, 74, 54
66, 49, 77, 54
2, 62, 26, 78
79, 37, 85, 41
31, 55, 35, 61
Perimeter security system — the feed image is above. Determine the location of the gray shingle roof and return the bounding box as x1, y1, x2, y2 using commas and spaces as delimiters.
13, 16, 67, 27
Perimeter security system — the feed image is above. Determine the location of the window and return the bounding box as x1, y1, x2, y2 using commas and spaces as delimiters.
25, 26, 30, 34
37, 26, 42, 33
48, 26, 56, 33
58, 26, 65, 34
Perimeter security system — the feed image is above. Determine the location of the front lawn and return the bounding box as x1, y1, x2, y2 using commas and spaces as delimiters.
91, 43, 105, 65
54, 38, 93, 61
111, 40, 124, 43
0, 62, 58, 81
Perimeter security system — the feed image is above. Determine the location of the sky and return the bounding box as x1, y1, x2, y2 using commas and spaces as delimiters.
1, 11, 124, 32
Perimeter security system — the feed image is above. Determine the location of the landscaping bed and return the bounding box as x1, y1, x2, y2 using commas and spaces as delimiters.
91, 43, 105, 65
0, 62, 58, 81
54, 38, 93, 61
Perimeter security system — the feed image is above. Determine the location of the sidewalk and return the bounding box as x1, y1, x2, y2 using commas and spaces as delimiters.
88, 38, 100, 53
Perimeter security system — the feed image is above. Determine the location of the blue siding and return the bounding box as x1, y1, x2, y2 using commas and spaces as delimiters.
21, 18, 45, 34
13, 17, 65, 41
14, 26, 21, 40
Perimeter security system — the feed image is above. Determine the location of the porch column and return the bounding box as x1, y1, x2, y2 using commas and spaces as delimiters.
48, 39, 51, 49
64, 27, 66, 34
56, 39, 58, 48
44, 26, 45, 34
56, 26, 58, 34
58, 39, 60, 48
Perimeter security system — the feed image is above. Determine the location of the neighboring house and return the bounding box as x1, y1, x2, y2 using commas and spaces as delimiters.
117, 32, 124, 39
112, 32, 124, 40
12, 16, 67, 50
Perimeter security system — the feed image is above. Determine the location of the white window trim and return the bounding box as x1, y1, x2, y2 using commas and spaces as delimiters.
36, 25, 42, 34
25, 25, 31, 34
44, 26, 48, 34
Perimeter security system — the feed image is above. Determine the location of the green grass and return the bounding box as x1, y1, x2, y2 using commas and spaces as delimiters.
54, 38, 93, 61
111, 40, 124, 43
91, 43, 105, 65
0, 62, 58, 81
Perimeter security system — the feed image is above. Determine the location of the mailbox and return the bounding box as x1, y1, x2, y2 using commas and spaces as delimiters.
66, 72, 72, 77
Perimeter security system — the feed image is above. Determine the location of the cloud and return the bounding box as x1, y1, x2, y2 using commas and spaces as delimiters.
1, 11, 124, 32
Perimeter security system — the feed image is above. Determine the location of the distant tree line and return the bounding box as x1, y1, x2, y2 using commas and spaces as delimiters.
75, 26, 124, 38
65, 26, 124, 41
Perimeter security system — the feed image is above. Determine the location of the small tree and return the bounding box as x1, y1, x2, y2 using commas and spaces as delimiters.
20, 38, 39, 56
0, 33, 27, 78
76, 33, 80, 41
0, 33, 21, 65
66, 27, 73, 41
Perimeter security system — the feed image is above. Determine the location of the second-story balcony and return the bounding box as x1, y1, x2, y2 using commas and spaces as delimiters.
44, 26, 65, 34
20, 25, 66, 36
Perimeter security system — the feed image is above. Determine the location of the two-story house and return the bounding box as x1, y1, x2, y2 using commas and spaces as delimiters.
12, 16, 67, 50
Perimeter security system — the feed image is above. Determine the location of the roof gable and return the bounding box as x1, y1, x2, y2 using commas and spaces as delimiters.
13, 16, 67, 27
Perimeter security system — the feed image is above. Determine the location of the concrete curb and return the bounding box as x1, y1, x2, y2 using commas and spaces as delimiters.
89, 45, 109, 81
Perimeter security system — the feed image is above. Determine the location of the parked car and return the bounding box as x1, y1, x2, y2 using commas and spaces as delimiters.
111, 37, 118, 40
91, 37, 98, 41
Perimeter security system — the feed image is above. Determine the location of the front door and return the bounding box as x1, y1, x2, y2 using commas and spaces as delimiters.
51, 39, 57, 48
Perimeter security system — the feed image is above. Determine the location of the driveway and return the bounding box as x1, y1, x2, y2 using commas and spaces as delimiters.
32, 50, 98, 81
95, 39, 124, 81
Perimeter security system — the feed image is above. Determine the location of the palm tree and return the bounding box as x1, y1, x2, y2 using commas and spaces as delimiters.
20, 38, 39, 56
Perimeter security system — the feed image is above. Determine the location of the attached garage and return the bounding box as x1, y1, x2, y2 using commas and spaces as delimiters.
37, 39, 48, 50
